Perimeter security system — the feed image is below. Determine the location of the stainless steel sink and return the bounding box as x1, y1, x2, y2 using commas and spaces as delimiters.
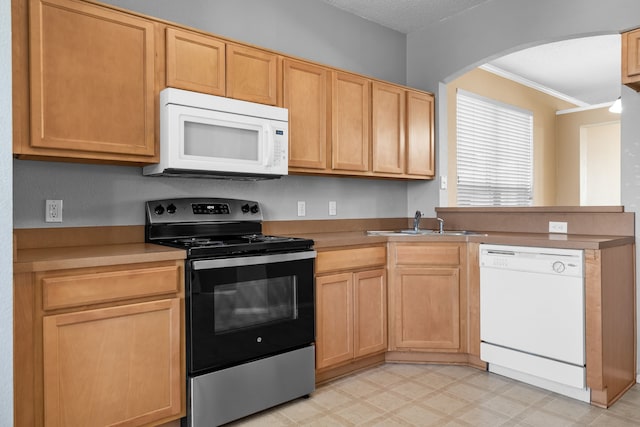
367, 229, 485, 237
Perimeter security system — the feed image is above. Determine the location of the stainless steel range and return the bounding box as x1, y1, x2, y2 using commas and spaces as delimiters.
145, 198, 316, 427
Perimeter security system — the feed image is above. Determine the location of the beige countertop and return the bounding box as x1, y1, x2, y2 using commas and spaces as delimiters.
14, 243, 186, 273
12, 227, 633, 274
295, 230, 634, 250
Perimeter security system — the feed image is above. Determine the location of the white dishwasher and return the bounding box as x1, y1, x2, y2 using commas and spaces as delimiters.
479, 244, 589, 402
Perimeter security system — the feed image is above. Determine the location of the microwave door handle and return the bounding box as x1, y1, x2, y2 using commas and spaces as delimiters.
263, 125, 273, 166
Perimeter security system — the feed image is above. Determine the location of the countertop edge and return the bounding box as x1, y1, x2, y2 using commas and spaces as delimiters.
14, 243, 187, 273
299, 231, 634, 250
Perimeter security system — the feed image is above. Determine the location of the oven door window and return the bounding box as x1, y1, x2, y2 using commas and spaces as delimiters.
214, 276, 297, 333
188, 256, 315, 373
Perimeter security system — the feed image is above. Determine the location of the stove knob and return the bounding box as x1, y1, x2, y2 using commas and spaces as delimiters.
166, 203, 177, 214
250, 204, 259, 214
241, 204, 250, 213
154, 204, 165, 215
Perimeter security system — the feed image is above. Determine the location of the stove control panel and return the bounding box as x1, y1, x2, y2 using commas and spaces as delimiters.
146, 198, 263, 224
193, 203, 230, 215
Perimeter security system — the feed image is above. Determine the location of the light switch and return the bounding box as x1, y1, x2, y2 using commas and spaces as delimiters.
440, 176, 448, 190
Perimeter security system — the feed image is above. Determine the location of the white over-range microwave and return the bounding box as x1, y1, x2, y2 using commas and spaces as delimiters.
143, 88, 288, 179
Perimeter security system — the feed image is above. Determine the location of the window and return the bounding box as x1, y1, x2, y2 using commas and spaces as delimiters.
456, 90, 533, 206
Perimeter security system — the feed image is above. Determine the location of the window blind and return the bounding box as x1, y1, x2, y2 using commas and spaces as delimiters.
456, 90, 533, 206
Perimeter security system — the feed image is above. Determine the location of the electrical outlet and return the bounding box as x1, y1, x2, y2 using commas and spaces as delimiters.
297, 201, 306, 217
329, 201, 337, 216
549, 221, 568, 233
46, 199, 63, 223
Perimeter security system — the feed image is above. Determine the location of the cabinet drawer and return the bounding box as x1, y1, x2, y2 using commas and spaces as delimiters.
394, 244, 461, 266
40, 263, 182, 310
317, 246, 386, 274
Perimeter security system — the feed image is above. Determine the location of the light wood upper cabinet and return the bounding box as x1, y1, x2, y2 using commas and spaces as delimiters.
166, 27, 225, 96
372, 81, 406, 175
332, 72, 370, 172
14, 0, 435, 176
23, 0, 157, 163
284, 58, 331, 170
406, 91, 435, 177
165, 31, 278, 105
226, 43, 279, 105
43, 299, 182, 426
622, 29, 640, 91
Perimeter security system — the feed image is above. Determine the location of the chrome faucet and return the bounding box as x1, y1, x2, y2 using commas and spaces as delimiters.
413, 210, 422, 232
436, 217, 445, 234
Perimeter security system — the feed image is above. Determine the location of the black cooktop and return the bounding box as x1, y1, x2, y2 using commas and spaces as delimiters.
145, 198, 314, 258
157, 233, 314, 258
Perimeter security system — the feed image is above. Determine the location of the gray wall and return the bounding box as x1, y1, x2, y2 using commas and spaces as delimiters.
405, 0, 640, 378
13, 160, 408, 227
105, 0, 406, 85
12, 0, 417, 229
0, 0, 12, 422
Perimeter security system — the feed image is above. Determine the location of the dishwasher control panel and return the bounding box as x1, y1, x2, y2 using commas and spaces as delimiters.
479, 244, 583, 277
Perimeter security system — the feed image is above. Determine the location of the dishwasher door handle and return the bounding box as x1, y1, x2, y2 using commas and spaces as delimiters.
485, 250, 516, 256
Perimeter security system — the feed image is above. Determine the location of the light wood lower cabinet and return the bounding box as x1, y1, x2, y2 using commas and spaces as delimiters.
388, 242, 467, 355
391, 267, 460, 350
585, 244, 636, 408
43, 299, 181, 426
315, 246, 387, 380
14, 260, 185, 427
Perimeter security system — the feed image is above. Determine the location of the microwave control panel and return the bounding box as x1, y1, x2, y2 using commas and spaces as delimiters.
273, 127, 287, 167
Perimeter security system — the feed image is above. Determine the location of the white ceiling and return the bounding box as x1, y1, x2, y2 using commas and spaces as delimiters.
321, 0, 621, 106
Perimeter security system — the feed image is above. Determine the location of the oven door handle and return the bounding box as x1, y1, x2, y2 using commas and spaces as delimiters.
191, 250, 317, 270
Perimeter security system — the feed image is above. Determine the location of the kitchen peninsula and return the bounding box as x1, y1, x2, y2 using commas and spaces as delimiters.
266, 205, 636, 409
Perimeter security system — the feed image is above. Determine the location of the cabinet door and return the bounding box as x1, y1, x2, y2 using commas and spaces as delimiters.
28, 0, 156, 160
43, 299, 182, 427
372, 81, 405, 174
316, 273, 354, 369
354, 269, 387, 357
226, 44, 278, 105
623, 29, 640, 90
332, 72, 370, 172
166, 27, 225, 96
406, 91, 435, 177
284, 59, 331, 170
393, 268, 460, 350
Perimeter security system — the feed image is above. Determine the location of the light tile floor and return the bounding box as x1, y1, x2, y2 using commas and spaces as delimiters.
227, 363, 640, 426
